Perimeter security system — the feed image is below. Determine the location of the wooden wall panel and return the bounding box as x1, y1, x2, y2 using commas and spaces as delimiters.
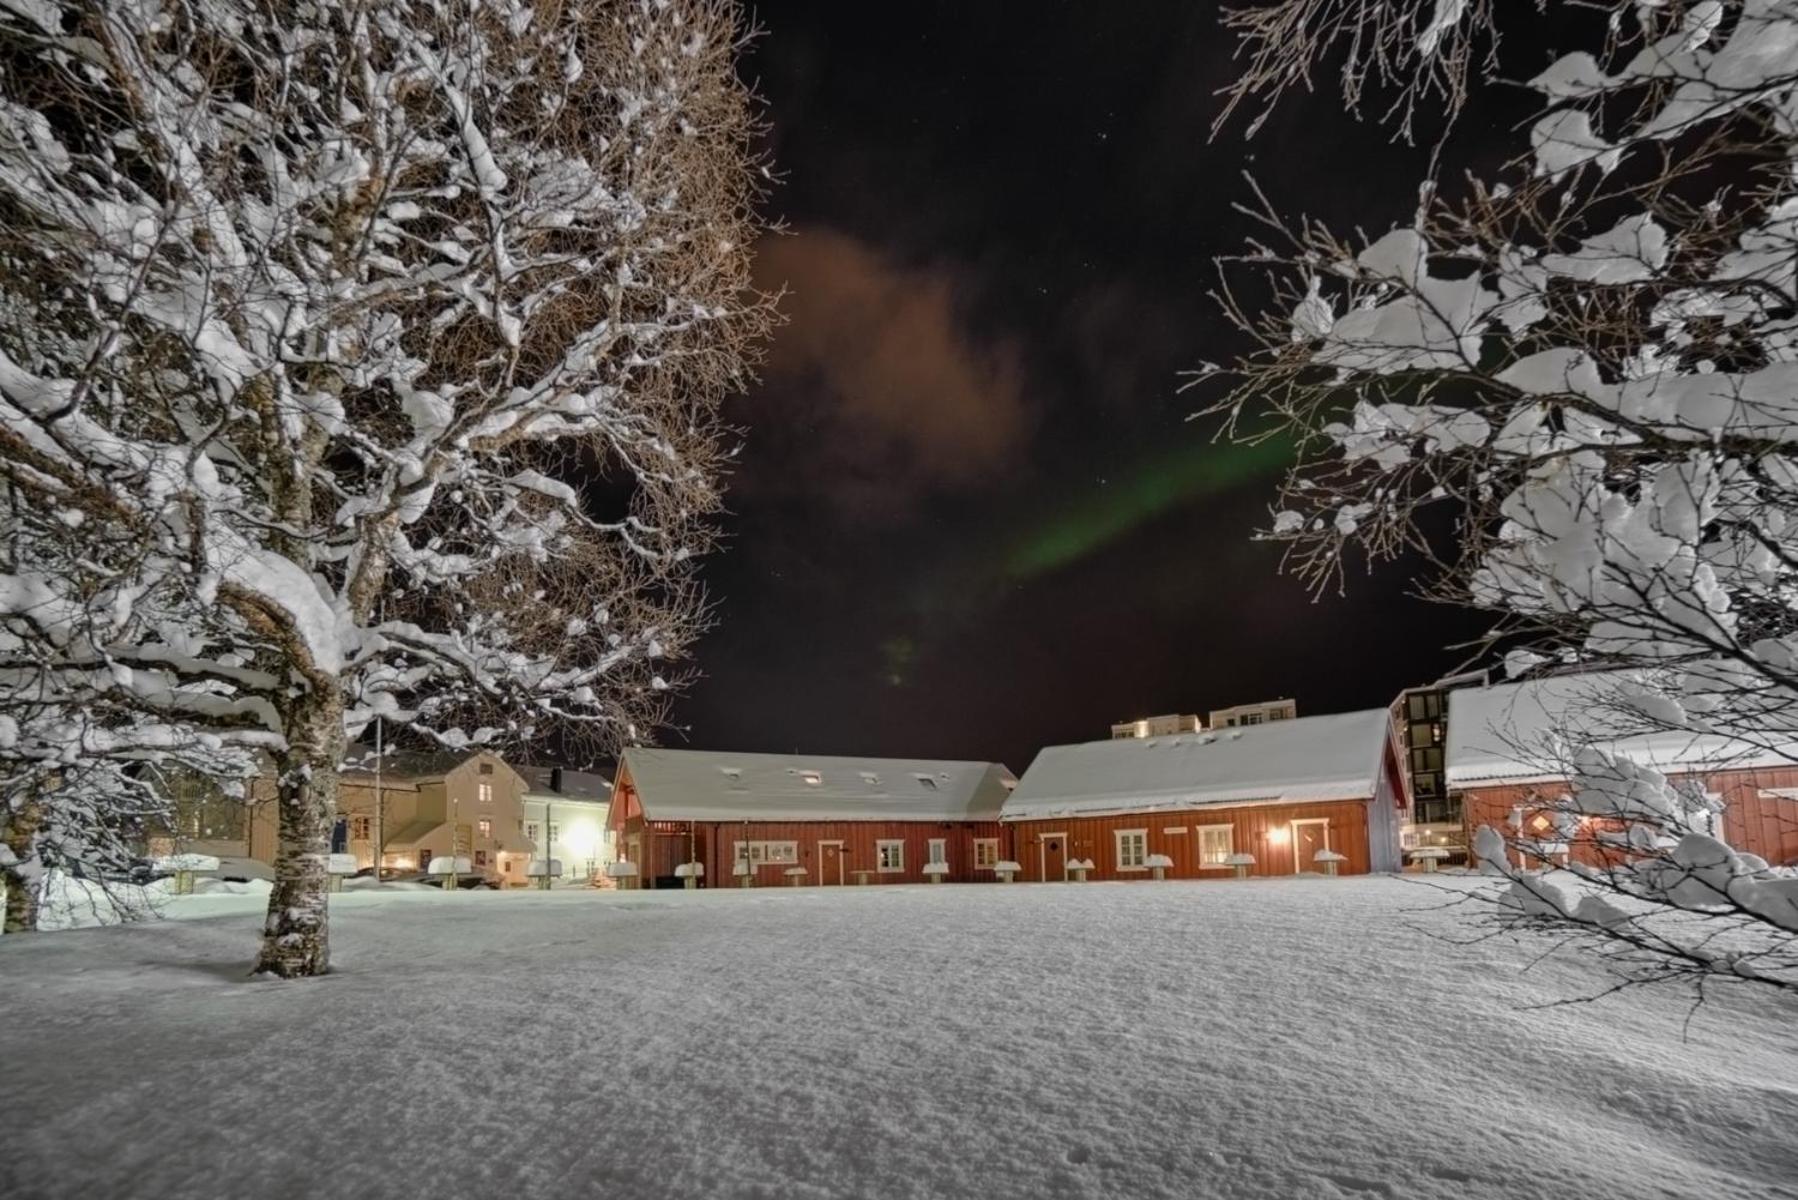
1462, 766, 1798, 869
1003, 800, 1376, 881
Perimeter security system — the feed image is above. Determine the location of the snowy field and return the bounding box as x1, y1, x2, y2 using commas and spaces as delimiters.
3, 877, 1795, 1200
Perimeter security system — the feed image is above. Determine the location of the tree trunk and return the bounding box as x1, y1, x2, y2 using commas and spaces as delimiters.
2, 788, 44, 934
253, 698, 344, 977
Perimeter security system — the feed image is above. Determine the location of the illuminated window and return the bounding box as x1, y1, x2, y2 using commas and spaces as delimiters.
477, 818, 492, 838
973, 838, 999, 869
1197, 825, 1234, 868
732, 841, 799, 866
1115, 829, 1147, 870
478, 782, 493, 804
877, 840, 904, 872
349, 815, 372, 840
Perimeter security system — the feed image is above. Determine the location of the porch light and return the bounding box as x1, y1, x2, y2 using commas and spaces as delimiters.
1266, 827, 1289, 846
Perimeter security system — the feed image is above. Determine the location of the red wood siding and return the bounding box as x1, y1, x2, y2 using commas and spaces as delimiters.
615, 815, 1005, 885
1462, 765, 1798, 869
1005, 799, 1377, 881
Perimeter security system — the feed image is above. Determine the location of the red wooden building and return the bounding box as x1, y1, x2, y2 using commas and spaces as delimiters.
1447, 674, 1798, 868
1000, 709, 1408, 880
610, 749, 1017, 887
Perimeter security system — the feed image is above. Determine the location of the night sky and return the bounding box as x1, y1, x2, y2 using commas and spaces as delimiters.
675, 1, 1524, 772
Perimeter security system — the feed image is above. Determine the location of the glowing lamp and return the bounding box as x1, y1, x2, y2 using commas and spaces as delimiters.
1267, 827, 1290, 846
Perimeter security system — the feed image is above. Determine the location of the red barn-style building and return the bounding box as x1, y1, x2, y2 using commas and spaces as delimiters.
610, 749, 1017, 888
1448, 674, 1798, 869
1001, 709, 1408, 880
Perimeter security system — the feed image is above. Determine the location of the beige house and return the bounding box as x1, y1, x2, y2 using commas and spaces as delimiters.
164, 748, 539, 881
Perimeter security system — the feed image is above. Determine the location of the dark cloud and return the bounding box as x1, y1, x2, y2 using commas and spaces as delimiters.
745, 228, 1027, 520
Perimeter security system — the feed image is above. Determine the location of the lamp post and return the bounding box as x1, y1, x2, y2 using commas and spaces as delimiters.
540, 799, 553, 891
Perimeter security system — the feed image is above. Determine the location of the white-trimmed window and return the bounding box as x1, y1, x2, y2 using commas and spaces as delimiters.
1197, 824, 1234, 868
349, 815, 372, 841
928, 838, 947, 866
973, 838, 999, 869
478, 782, 493, 804
733, 840, 799, 867
877, 839, 905, 872
1115, 829, 1148, 870
525, 822, 540, 843
477, 818, 492, 839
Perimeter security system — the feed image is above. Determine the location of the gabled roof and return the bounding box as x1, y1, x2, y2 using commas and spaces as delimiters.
340, 744, 484, 781
517, 764, 613, 803
620, 749, 1015, 823
1446, 671, 1797, 787
1001, 709, 1392, 821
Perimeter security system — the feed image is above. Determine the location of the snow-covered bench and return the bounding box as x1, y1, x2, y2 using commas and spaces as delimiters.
674, 861, 704, 890
922, 862, 950, 884
1313, 849, 1347, 877
1067, 857, 1095, 883
1408, 846, 1451, 874
1224, 852, 1256, 880
1145, 853, 1174, 881
993, 860, 1022, 883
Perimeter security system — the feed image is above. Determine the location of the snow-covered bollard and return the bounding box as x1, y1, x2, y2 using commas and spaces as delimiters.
784, 866, 808, 887
1408, 846, 1450, 874
325, 853, 359, 893
1313, 849, 1348, 877
734, 861, 753, 888
993, 860, 1021, 883
526, 858, 564, 891
1224, 852, 1256, 880
922, 862, 950, 884
428, 855, 473, 892
675, 861, 704, 890
1144, 853, 1174, 881
1068, 857, 1094, 882
153, 853, 219, 896
604, 860, 639, 890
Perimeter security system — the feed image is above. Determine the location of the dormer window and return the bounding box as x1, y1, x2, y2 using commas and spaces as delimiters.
800, 770, 823, 786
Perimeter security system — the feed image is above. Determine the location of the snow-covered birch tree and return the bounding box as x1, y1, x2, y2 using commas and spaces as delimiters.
1210, 0, 1798, 990
0, 0, 772, 974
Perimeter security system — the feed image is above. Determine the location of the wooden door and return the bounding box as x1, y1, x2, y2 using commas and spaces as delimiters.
1292, 819, 1329, 874
818, 841, 844, 885
1040, 833, 1067, 881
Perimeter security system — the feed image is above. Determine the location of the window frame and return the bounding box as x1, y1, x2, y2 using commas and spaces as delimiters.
876, 839, 905, 873
973, 838, 999, 869
1196, 824, 1234, 869
927, 838, 947, 866
1114, 828, 1148, 871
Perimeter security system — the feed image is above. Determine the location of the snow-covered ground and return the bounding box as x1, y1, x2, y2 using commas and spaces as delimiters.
3, 877, 1794, 1200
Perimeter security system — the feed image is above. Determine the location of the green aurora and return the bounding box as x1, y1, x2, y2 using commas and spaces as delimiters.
1003, 434, 1294, 581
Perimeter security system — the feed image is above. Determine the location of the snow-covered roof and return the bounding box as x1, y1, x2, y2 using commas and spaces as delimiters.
1445, 672, 1798, 787
1001, 709, 1392, 821
621, 748, 1016, 823
518, 764, 613, 803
